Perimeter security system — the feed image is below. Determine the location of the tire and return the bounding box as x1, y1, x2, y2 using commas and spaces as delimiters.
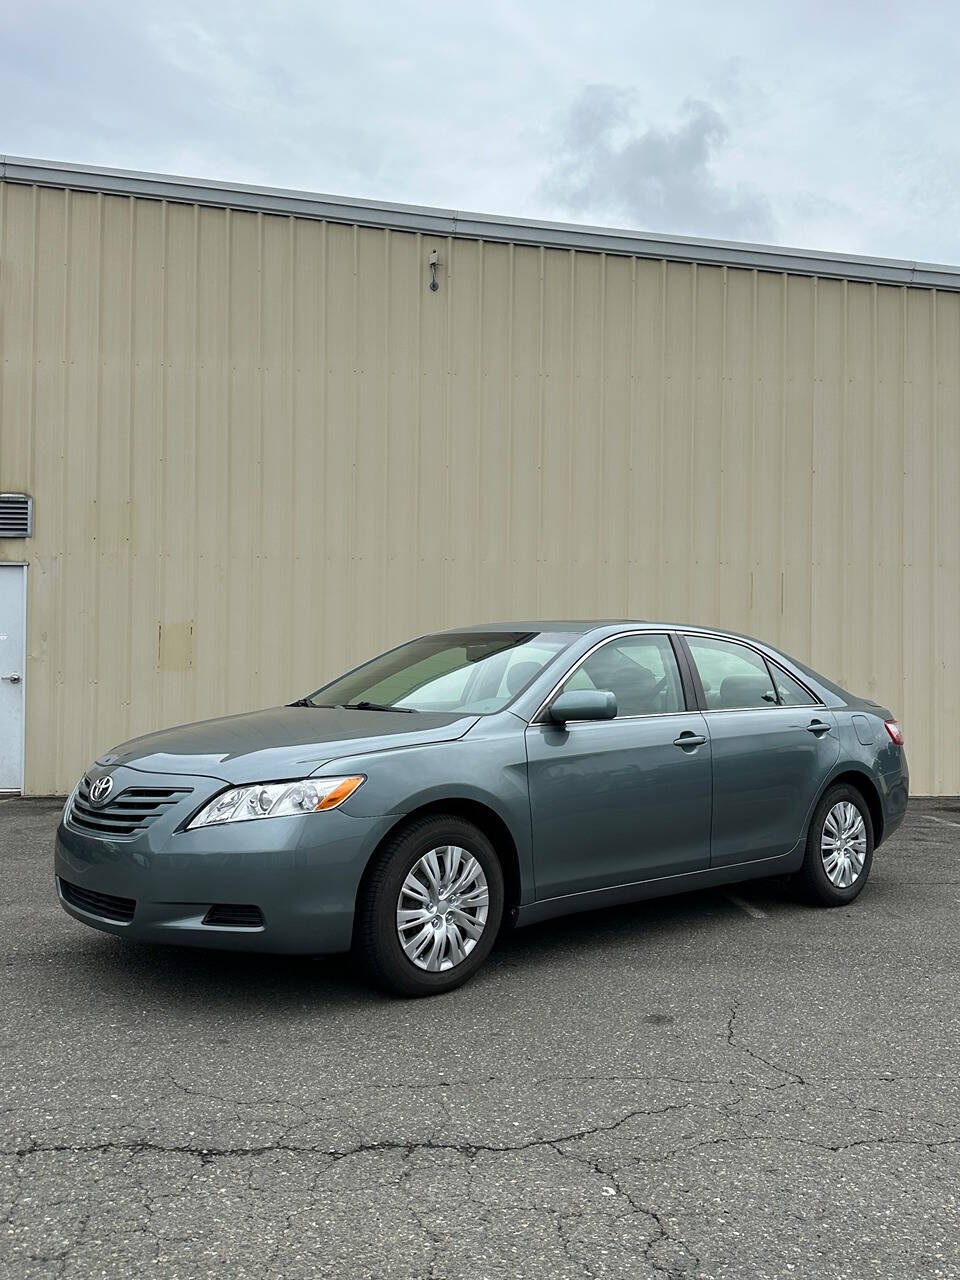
797, 783, 874, 906
355, 815, 504, 997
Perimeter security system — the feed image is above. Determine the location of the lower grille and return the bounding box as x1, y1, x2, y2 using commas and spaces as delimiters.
59, 878, 136, 923
68, 777, 193, 838
203, 904, 265, 928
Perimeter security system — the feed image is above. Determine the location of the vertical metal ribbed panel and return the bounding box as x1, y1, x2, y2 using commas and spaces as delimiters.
1, 181, 958, 793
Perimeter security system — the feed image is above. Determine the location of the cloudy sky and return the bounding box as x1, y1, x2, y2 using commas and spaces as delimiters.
2, 0, 958, 262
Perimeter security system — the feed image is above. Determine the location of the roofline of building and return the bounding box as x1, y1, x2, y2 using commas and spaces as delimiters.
3, 153, 960, 292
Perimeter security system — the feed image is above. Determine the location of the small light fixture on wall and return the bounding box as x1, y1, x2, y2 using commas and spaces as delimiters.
428, 249, 440, 292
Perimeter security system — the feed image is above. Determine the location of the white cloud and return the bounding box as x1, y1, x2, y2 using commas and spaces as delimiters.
1, 0, 959, 262
541, 87, 775, 241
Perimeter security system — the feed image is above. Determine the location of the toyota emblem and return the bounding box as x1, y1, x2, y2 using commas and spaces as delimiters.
90, 775, 114, 805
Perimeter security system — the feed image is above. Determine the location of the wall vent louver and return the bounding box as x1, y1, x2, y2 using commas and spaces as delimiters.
0, 494, 33, 538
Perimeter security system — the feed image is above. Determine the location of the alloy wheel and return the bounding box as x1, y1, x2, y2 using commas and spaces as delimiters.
396, 845, 490, 972
820, 801, 867, 888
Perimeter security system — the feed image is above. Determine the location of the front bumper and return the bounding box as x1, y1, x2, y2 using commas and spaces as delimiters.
54, 768, 395, 953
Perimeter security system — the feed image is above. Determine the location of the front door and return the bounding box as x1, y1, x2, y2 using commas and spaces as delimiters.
682, 633, 840, 867
525, 633, 712, 900
0, 565, 26, 792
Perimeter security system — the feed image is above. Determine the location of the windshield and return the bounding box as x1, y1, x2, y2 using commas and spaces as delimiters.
307, 631, 578, 714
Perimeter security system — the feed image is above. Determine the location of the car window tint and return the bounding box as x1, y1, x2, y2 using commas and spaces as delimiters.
493, 646, 558, 699
686, 636, 777, 710
367, 649, 472, 706
315, 631, 580, 715
563, 635, 684, 717
771, 665, 818, 706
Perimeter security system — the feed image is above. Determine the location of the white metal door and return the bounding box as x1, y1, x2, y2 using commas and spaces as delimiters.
0, 565, 26, 792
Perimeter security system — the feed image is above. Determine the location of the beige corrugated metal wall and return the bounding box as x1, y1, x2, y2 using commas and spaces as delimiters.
1, 180, 958, 794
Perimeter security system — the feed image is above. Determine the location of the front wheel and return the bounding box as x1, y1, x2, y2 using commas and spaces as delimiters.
798, 784, 874, 906
355, 815, 504, 997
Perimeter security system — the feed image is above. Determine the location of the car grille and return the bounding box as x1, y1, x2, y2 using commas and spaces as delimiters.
59, 878, 136, 923
68, 777, 193, 838
203, 904, 265, 928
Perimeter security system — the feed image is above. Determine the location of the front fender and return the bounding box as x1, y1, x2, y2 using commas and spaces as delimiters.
313, 731, 535, 902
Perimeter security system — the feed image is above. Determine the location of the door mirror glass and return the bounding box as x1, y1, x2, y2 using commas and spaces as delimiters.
549, 690, 617, 723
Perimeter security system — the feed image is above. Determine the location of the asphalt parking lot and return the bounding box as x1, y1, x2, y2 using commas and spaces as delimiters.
2, 797, 959, 1280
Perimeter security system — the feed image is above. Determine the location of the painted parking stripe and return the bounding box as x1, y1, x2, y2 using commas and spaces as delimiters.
724, 892, 767, 919
921, 814, 960, 830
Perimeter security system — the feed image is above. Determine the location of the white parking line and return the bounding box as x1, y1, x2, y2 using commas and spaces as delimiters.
921, 814, 960, 830
724, 892, 767, 919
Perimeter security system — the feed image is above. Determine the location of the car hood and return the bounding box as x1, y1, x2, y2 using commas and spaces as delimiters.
96, 706, 480, 784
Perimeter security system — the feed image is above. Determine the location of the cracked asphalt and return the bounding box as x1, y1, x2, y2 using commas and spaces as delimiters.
2, 797, 960, 1279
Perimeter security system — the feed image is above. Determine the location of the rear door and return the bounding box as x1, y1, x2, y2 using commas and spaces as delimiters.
525, 632, 712, 899
681, 633, 840, 867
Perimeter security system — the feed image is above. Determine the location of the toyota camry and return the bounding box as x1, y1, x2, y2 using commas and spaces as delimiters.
55, 622, 908, 996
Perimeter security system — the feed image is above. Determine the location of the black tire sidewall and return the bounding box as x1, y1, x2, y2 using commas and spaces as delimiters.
803, 784, 874, 905
363, 817, 504, 996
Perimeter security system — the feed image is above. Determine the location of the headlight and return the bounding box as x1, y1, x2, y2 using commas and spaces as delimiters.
187, 776, 365, 829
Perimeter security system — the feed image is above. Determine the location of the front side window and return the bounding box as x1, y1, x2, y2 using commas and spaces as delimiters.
307, 631, 578, 715
685, 636, 777, 710
562, 634, 684, 717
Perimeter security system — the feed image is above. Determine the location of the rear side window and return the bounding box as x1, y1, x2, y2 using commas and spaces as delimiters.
770, 665, 818, 706
685, 636, 777, 710
563, 634, 684, 717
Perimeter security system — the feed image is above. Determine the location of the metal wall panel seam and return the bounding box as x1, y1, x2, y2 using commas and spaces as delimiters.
505, 240, 514, 602
192, 203, 202, 720
657, 259, 667, 609
442, 232, 453, 621
55, 187, 72, 786
92, 192, 104, 752
930, 290, 940, 789
626, 256, 637, 613
222, 207, 234, 715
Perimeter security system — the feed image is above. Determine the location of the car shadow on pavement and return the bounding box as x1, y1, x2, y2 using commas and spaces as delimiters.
65, 877, 809, 1012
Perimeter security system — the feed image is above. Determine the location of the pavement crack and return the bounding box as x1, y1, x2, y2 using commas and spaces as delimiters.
8, 1102, 696, 1168
725, 1002, 806, 1089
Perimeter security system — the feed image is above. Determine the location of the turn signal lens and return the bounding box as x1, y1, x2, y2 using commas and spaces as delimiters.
884, 720, 904, 746
314, 775, 365, 809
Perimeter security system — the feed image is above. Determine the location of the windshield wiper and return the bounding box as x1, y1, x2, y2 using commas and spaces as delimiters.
287, 698, 344, 708
342, 700, 417, 713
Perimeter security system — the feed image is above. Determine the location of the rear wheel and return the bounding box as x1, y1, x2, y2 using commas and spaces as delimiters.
355, 815, 504, 997
798, 784, 874, 906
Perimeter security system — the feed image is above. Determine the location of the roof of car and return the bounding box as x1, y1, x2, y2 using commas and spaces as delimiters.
440, 619, 770, 646
441, 620, 647, 635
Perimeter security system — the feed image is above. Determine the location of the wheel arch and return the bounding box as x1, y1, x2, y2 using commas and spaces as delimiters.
354, 797, 524, 923
812, 768, 885, 847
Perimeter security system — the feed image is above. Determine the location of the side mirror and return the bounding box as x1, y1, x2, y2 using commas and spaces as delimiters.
548, 690, 617, 724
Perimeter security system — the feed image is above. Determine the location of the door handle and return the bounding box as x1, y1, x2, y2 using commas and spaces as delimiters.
674, 732, 707, 750
806, 720, 831, 736
1, 673, 21, 684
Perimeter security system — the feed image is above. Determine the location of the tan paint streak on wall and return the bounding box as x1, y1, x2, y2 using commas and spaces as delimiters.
157, 621, 194, 672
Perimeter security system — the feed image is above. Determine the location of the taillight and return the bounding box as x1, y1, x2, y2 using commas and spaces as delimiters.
884, 720, 904, 746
